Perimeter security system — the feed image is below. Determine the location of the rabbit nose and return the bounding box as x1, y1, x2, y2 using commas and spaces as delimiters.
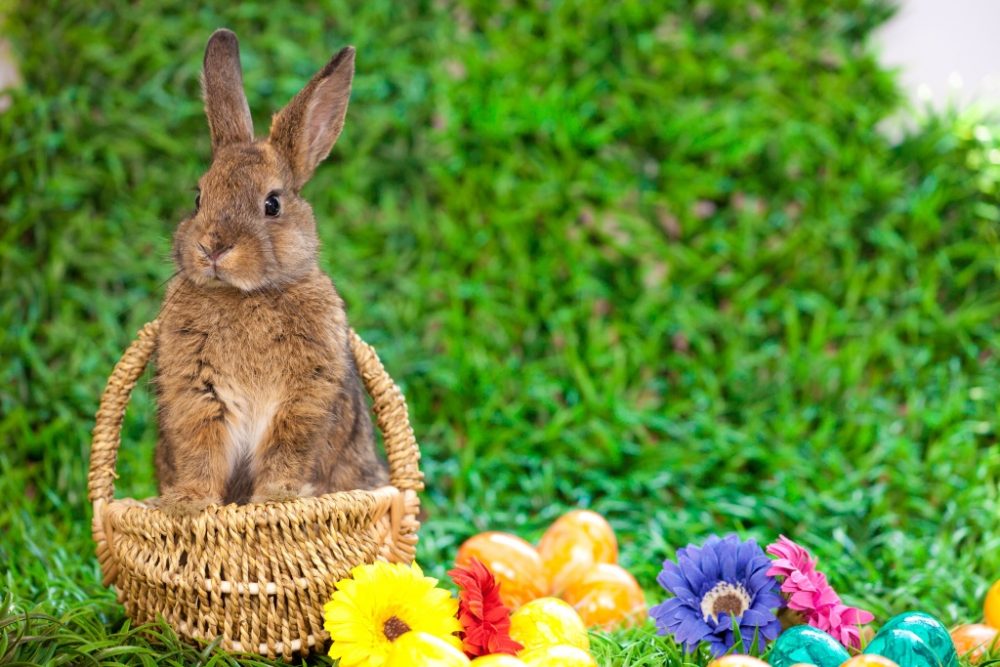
199, 243, 233, 262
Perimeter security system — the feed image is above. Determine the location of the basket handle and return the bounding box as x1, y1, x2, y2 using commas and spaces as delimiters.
348, 331, 425, 493
88, 320, 424, 509
88, 320, 160, 508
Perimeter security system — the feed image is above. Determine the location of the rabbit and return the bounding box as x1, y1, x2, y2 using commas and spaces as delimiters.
153, 29, 388, 512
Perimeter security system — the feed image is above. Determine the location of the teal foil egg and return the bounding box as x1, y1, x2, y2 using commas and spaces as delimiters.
865, 628, 944, 666
767, 625, 850, 667
864, 612, 958, 667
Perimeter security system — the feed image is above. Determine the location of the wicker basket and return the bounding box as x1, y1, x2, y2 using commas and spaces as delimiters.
87, 319, 423, 660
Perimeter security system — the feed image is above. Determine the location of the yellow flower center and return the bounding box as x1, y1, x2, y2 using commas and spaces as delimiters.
383, 615, 411, 641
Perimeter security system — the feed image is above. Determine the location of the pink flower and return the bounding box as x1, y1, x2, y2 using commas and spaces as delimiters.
766, 535, 874, 649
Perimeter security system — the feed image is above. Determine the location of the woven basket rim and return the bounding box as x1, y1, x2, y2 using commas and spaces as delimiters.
104, 483, 400, 519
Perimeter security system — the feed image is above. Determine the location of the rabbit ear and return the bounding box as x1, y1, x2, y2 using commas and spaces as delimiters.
202, 29, 254, 151
269, 46, 354, 189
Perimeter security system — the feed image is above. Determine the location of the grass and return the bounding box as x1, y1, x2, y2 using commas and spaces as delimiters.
2, 0, 999, 664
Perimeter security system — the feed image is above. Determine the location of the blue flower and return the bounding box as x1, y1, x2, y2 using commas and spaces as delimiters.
649, 534, 784, 657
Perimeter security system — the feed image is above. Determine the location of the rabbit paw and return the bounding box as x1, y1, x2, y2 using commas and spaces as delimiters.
156, 489, 218, 517
251, 483, 313, 504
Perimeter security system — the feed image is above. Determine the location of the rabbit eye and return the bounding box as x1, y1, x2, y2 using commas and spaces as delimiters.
264, 193, 281, 217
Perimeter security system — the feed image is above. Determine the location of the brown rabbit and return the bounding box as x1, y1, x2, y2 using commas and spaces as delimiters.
153, 29, 388, 510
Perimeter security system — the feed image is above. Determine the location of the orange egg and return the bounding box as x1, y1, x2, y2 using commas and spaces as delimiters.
951, 624, 999, 664
706, 656, 769, 666
840, 656, 899, 667
455, 532, 548, 608
986, 579, 1000, 629
561, 563, 646, 630
537, 510, 618, 596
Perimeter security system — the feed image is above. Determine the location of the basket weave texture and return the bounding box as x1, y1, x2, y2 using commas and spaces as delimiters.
88, 319, 423, 659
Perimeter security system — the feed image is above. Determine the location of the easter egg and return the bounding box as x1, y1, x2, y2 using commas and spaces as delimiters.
519, 644, 597, 667
385, 631, 470, 666
841, 656, 899, 667
509, 597, 589, 652
537, 510, 618, 596
767, 625, 851, 667
561, 563, 646, 630
868, 612, 958, 667
469, 655, 528, 666
706, 656, 770, 666
864, 628, 943, 667
456, 532, 548, 608
986, 579, 1000, 629
950, 624, 998, 664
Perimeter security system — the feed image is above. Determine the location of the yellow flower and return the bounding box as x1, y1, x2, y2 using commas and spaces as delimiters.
323, 561, 463, 667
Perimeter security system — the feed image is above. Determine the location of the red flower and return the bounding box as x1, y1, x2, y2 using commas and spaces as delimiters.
448, 558, 523, 658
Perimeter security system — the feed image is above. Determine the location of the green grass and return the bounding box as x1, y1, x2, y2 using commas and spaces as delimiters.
2, 0, 999, 664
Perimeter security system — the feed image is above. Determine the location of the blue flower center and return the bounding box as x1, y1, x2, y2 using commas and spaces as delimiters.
700, 581, 751, 622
